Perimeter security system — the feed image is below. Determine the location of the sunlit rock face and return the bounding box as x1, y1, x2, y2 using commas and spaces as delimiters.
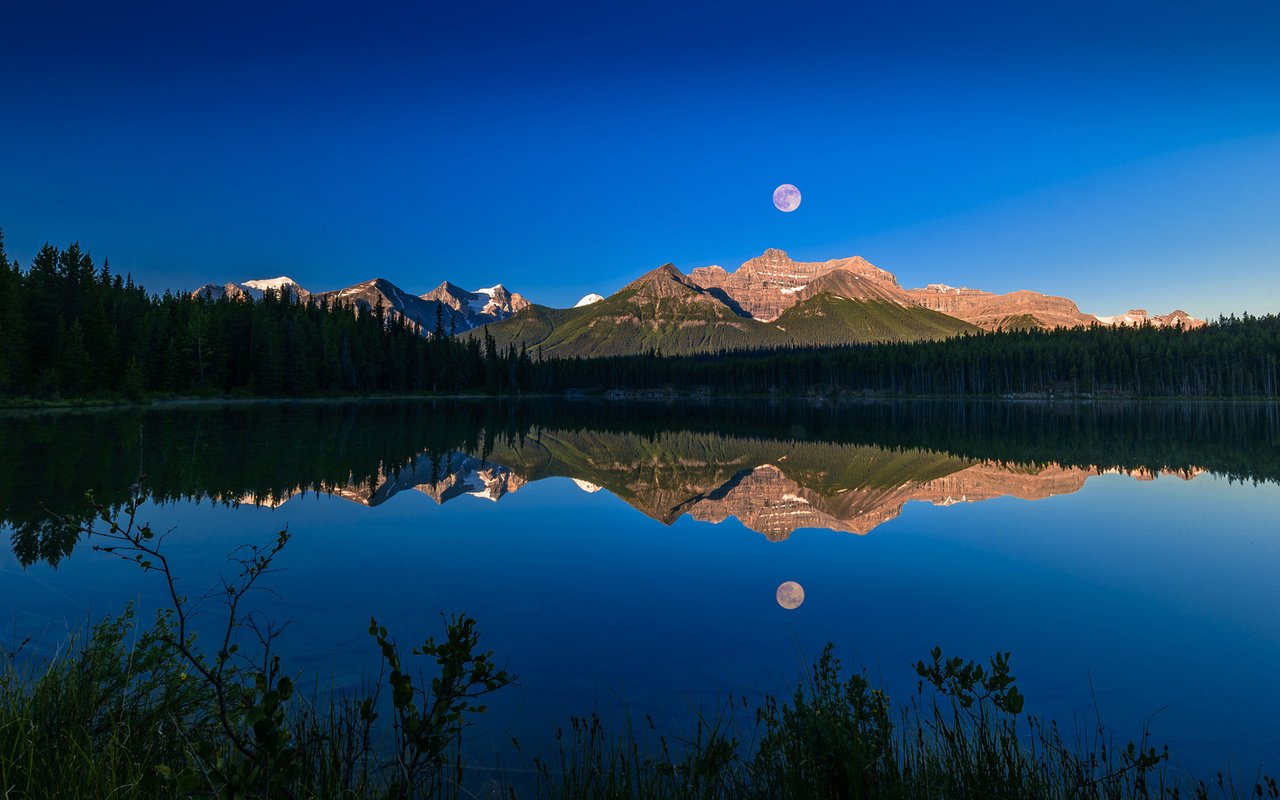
1149, 309, 1205, 328
1094, 308, 1206, 329
418, 281, 531, 327
690, 248, 907, 321
622, 264, 720, 304
907, 287, 1206, 332
905, 284, 1098, 331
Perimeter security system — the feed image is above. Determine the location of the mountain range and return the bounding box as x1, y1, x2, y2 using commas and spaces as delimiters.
195, 248, 1202, 355
195, 276, 530, 333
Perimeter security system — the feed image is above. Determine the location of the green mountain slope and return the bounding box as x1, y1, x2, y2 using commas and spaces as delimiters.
478, 263, 976, 357
474, 304, 577, 346
480, 264, 787, 357
774, 294, 978, 344
988, 313, 1044, 332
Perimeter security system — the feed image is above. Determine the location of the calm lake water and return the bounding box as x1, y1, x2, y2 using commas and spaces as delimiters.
3, 399, 1279, 778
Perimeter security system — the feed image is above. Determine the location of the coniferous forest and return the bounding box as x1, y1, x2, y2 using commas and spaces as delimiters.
1, 230, 1278, 401
0, 232, 533, 398
536, 316, 1280, 398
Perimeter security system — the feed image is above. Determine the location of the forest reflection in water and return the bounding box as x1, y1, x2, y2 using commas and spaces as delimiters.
4, 398, 1277, 566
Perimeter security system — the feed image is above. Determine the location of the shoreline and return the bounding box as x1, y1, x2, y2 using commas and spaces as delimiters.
3, 390, 1280, 415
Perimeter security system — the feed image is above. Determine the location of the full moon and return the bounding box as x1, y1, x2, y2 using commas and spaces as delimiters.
776, 581, 805, 610
773, 184, 801, 212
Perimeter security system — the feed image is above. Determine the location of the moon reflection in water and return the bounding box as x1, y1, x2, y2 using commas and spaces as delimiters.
776, 580, 805, 610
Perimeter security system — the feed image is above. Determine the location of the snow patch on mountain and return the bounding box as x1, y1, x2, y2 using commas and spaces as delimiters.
191, 277, 310, 302
574, 293, 605, 308
242, 277, 300, 292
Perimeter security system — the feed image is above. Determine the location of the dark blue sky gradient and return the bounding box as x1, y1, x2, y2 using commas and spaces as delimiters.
3, 1, 1279, 315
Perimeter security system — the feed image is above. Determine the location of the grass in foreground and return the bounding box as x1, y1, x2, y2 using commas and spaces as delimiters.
5, 616, 1277, 800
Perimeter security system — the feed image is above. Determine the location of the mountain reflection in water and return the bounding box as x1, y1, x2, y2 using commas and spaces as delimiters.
4, 398, 1275, 565
235, 434, 1204, 541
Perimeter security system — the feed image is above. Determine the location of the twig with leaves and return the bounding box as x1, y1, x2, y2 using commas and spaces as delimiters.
45, 481, 300, 795
43, 477, 515, 800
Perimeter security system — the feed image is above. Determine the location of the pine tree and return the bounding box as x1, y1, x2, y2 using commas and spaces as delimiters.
121, 356, 147, 401
57, 319, 90, 396
0, 231, 26, 390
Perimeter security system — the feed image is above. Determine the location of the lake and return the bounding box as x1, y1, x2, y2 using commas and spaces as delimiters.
2, 399, 1278, 780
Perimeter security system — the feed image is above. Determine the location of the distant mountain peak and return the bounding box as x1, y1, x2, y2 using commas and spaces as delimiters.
191, 277, 310, 302
242, 276, 301, 291
415, 279, 530, 327
1094, 308, 1204, 328
574, 293, 605, 308
621, 263, 706, 299
625, 262, 685, 285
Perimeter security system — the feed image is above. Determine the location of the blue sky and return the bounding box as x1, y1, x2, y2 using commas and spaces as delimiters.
2, 0, 1279, 317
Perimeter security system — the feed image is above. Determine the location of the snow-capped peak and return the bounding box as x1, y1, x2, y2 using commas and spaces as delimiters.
242, 277, 299, 291
574, 293, 605, 308
467, 286, 502, 313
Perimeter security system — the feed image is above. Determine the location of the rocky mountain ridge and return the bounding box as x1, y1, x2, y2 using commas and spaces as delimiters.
192, 248, 1204, 351
690, 248, 1203, 332
193, 275, 529, 333
905, 283, 1098, 331
690, 248, 907, 321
